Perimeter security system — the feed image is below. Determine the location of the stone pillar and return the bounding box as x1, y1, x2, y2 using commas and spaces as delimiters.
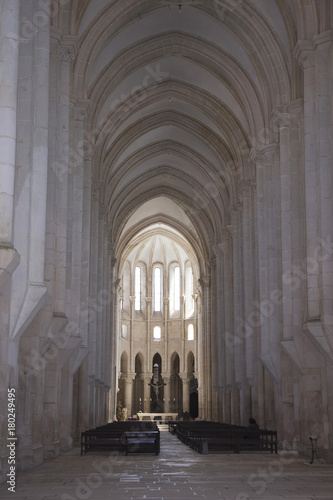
164, 297, 169, 372
143, 374, 151, 412
196, 283, 203, 418
239, 181, 254, 421
0, 0, 19, 245
180, 295, 186, 372
314, 35, 333, 331
54, 39, 76, 314
163, 376, 170, 413
71, 99, 89, 323
78, 358, 89, 434
123, 374, 134, 417
29, 7, 51, 286
219, 228, 233, 423
208, 258, 219, 420
294, 42, 319, 319
198, 277, 211, 419
181, 375, 190, 414
145, 297, 152, 372
229, 205, 243, 424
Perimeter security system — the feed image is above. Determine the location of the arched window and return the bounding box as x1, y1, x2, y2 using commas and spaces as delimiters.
174, 266, 180, 310
185, 262, 194, 318
121, 324, 128, 339
135, 266, 141, 310
170, 265, 180, 314
187, 324, 194, 341
153, 326, 161, 340
153, 266, 162, 312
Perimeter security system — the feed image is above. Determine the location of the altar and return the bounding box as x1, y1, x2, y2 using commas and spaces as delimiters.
136, 413, 178, 423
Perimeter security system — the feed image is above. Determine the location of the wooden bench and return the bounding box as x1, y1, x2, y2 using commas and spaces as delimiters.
81, 429, 123, 455
168, 421, 277, 455
81, 421, 158, 455
120, 431, 160, 455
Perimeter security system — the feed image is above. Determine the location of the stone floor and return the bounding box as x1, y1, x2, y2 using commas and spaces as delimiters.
0, 429, 332, 500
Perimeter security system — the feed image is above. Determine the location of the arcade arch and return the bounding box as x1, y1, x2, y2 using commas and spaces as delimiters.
116, 200, 202, 418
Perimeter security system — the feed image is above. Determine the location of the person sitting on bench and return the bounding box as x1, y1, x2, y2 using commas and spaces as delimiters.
244, 418, 260, 439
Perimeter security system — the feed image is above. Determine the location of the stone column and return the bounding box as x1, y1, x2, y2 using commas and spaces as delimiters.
180, 295, 186, 372
212, 244, 224, 420
315, 35, 333, 331
208, 258, 219, 420
0, 0, 19, 246
29, 7, 51, 286
143, 374, 151, 412
145, 297, 152, 372
163, 376, 170, 413
164, 297, 169, 372
219, 228, 233, 423
196, 283, 204, 418
181, 374, 190, 414
71, 98, 89, 324
294, 42, 319, 320
123, 374, 135, 417
198, 277, 211, 419
239, 181, 254, 421
229, 204, 243, 424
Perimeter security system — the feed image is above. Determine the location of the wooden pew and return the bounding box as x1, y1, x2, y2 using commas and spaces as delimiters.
120, 430, 160, 455
81, 421, 159, 455
168, 421, 277, 455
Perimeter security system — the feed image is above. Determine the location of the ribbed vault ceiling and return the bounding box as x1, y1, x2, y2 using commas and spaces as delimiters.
56, 0, 325, 266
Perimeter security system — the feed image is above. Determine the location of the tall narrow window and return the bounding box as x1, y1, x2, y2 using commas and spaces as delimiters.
135, 266, 141, 310
188, 324, 194, 341
153, 326, 161, 340
121, 324, 128, 339
185, 263, 194, 318
154, 267, 161, 312
174, 266, 180, 311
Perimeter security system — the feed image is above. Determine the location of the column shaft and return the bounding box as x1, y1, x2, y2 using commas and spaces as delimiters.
0, 0, 19, 244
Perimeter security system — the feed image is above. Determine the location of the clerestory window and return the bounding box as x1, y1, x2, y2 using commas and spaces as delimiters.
153, 266, 162, 312
153, 325, 161, 340
135, 266, 141, 310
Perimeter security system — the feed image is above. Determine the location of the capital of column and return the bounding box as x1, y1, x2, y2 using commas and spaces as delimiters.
180, 373, 190, 383
74, 99, 90, 123
198, 277, 210, 289
99, 204, 107, 222
262, 142, 279, 157
121, 373, 135, 383
228, 201, 242, 215
221, 227, 231, 243
58, 37, 78, 63
163, 297, 169, 305
59, 35, 77, 59
208, 259, 216, 271
237, 180, 252, 199
271, 106, 290, 128
145, 297, 152, 304
143, 374, 152, 383
313, 30, 333, 51
92, 180, 103, 198
108, 241, 114, 257
294, 40, 315, 69
249, 147, 265, 167
212, 244, 223, 258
